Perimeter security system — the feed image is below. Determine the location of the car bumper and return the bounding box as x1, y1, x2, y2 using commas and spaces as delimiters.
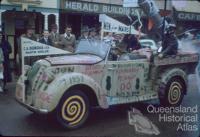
15, 98, 49, 114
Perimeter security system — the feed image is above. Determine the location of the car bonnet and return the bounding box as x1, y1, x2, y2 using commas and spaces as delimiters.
45, 54, 103, 65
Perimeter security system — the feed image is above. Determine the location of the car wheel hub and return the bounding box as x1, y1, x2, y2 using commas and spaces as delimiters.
168, 82, 182, 105
61, 95, 86, 125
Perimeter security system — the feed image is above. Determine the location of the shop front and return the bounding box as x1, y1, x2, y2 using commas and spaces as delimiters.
174, 11, 200, 33
0, 0, 59, 69
59, 0, 146, 38
172, 1, 200, 33
2, 10, 44, 61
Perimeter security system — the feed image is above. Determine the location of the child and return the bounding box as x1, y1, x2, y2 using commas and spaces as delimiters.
0, 47, 4, 92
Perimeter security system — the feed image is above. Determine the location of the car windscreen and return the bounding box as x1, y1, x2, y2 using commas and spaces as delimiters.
75, 39, 110, 59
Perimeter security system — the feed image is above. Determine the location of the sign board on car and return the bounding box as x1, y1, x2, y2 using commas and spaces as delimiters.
99, 14, 144, 35
99, 14, 130, 34
21, 37, 69, 57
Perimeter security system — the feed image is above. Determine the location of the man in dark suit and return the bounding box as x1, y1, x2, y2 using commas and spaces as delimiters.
79, 26, 90, 40
39, 30, 53, 46
49, 24, 60, 47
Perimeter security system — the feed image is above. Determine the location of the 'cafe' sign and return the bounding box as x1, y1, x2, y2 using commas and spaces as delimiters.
62, 0, 145, 16
176, 12, 200, 21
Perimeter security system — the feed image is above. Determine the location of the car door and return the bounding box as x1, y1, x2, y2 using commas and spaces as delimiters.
102, 54, 150, 105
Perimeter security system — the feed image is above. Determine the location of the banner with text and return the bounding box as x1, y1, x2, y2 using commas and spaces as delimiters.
21, 37, 69, 57
99, 14, 145, 35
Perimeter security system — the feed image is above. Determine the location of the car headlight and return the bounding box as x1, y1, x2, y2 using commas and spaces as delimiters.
41, 71, 55, 84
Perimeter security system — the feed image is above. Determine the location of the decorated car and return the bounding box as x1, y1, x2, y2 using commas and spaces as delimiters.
16, 38, 199, 129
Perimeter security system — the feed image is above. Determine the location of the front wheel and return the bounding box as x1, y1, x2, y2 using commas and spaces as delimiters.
56, 90, 89, 129
160, 78, 185, 106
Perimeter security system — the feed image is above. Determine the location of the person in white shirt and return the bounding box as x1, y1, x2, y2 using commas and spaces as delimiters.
59, 24, 76, 52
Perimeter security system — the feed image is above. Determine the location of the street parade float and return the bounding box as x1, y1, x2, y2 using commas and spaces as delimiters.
15, 0, 199, 129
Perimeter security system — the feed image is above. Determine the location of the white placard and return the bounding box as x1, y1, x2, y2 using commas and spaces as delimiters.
99, 14, 130, 34
123, 0, 138, 7
21, 37, 69, 57
99, 14, 145, 35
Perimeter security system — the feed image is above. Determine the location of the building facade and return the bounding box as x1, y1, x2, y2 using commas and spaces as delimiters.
59, 0, 146, 37
59, 0, 174, 40
0, 0, 173, 61
0, 0, 59, 61
0, 0, 199, 61
172, 1, 200, 33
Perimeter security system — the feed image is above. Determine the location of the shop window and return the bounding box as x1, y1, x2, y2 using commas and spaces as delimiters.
48, 14, 56, 31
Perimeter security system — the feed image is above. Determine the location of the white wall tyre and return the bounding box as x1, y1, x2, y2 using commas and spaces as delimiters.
56, 90, 90, 129
160, 78, 185, 106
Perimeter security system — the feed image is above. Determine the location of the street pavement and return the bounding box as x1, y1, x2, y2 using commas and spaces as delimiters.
0, 74, 200, 137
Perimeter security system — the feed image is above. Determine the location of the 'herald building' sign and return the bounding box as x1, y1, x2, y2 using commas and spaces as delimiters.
62, 0, 145, 16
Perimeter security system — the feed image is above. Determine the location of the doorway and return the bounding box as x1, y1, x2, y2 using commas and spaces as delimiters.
2, 10, 44, 72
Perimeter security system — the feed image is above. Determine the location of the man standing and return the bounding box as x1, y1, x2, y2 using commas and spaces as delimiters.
79, 26, 90, 40
60, 24, 76, 52
21, 25, 37, 41
39, 30, 53, 46
20, 25, 37, 66
49, 24, 60, 47
0, 32, 12, 92
89, 27, 99, 40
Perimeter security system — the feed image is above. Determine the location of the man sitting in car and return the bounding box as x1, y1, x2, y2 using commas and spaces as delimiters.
158, 24, 178, 58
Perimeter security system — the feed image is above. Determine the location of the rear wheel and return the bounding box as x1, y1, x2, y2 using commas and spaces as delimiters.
56, 90, 89, 129
160, 78, 185, 106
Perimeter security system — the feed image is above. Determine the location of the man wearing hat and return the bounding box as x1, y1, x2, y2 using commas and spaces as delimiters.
19, 24, 37, 66
21, 25, 37, 41
59, 24, 76, 52
49, 24, 60, 47
158, 23, 178, 58
89, 27, 99, 40
79, 26, 90, 40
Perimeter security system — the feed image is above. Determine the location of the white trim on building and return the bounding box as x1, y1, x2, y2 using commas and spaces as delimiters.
0, 10, 6, 31
42, 12, 59, 31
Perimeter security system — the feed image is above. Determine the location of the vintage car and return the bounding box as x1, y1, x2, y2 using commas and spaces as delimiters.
16, 39, 199, 129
